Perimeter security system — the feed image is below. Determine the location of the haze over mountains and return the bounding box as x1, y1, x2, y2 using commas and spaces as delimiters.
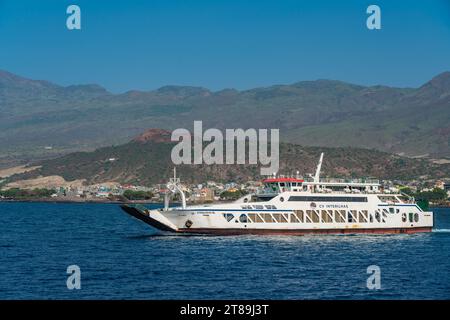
1, 69, 449, 168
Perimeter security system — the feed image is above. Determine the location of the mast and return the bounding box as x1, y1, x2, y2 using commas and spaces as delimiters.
314, 153, 324, 183
165, 167, 187, 210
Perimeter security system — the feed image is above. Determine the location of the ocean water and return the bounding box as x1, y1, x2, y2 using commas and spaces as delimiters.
0, 202, 449, 300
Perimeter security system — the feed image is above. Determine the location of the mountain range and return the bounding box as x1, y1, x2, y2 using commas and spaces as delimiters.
1, 69, 450, 168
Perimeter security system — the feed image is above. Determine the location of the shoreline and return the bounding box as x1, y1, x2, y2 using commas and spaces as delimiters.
0, 198, 161, 205
0, 198, 218, 205
0, 198, 449, 208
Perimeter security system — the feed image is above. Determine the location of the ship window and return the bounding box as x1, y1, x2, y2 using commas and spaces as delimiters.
359, 210, 368, 223
348, 211, 355, 223
290, 213, 300, 223
223, 213, 234, 222
321, 210, 333, 223
239, 214, 249, 223
306, 210, 320, 223
335, 210, 346, 223
261, 213, 275, 223
248, 213, 264, 223
288, 196, 368, 202
273, 213, 288, 223
378, 196, 399, 203
414, 213, 419, 223
293, 210, 304, 222
304, 211, 312, 223
389, 207, 395, 214
409, 213, 414, 223
375, 211, 381, 222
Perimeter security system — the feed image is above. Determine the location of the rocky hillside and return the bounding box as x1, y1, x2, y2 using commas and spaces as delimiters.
5, 129, 450, 186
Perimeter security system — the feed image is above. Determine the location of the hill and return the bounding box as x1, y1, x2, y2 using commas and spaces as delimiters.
1, 70, 450, 167
5, 129, 450, 186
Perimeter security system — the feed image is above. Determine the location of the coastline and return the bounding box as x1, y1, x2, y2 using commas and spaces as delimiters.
0, 198, 449, 208
0, 198, 159, 205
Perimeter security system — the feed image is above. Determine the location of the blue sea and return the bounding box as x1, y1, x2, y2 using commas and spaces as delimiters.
0, 202, 449, 300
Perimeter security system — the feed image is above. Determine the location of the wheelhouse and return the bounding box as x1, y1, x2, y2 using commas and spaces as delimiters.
257, 178, 305, 199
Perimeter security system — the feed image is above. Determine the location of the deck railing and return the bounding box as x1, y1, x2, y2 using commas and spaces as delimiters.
303, 178, 380, 184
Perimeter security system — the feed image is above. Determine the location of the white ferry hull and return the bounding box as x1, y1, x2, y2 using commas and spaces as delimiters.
121, 203, 434, 236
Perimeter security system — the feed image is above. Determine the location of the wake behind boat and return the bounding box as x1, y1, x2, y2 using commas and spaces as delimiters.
120, 153, 433, 235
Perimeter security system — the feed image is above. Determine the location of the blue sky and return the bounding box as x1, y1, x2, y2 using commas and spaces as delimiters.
0, 0, 449, 92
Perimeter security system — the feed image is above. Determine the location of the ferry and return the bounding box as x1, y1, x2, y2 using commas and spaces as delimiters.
121, 154, 433, 235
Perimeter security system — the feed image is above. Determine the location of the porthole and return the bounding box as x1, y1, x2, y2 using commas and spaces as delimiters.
414, 213, 419, 223
402, 213, 407, 222
239, 214, 249, 223
280, 197, 285, 202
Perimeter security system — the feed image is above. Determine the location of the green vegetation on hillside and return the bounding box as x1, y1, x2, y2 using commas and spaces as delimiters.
4, 137, 450, 186
220, 189, 247, 201
123, 190, 154, 200
415, 188, 449, 202
0, 188, 56, 199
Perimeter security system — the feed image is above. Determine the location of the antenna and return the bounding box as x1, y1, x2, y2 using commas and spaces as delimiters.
167, 167, 185, 209
170, 167, 180, 184
314, 153, 324, 183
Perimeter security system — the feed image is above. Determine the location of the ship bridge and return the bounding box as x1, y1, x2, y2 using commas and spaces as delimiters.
256, 153, 382, 198
261, 177, 305, 196
303, 178, 381, 194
